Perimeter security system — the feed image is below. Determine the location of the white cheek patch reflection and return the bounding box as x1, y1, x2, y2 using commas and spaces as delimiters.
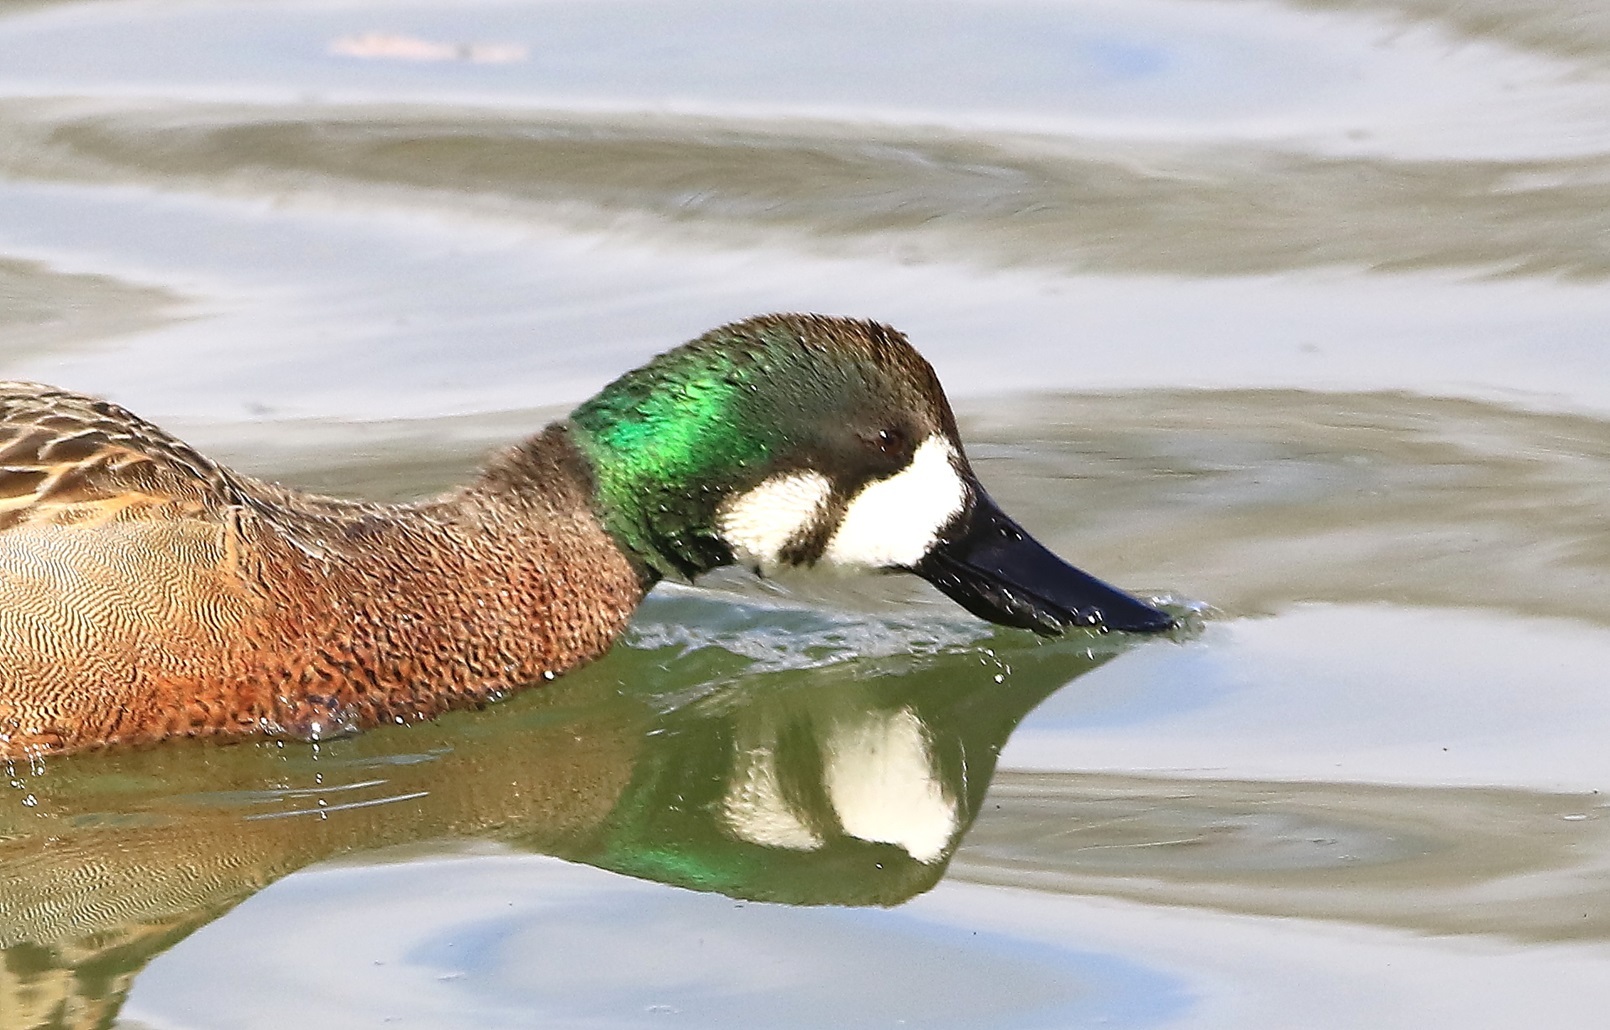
722, 741, 825, 852
822, 707, 957, 864
718, 471, 833, 573
823, 435, 966, 569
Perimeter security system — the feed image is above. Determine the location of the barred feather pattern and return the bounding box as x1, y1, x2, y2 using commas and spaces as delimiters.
0, 383, 248, 529
0, 383, 645, 757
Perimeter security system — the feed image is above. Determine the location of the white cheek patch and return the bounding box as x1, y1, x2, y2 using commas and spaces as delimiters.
718, 470, 833, 573
823, 435, 967, 569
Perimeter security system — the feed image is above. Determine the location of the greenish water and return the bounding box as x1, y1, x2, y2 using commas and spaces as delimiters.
5, 0, 1610, 1027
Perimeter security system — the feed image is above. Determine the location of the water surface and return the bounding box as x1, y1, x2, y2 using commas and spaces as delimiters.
4, 0, 1610, 1027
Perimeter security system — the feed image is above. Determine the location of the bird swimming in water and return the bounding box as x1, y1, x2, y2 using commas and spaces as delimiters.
0, 314, 1170, 757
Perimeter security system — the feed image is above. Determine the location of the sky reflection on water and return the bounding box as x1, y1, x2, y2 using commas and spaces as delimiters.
123, 854, 1189, 1030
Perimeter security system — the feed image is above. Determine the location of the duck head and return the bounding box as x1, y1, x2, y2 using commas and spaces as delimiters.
568, 314, 1173, 635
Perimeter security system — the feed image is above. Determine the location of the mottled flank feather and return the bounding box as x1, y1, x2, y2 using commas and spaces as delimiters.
0, 383, 644, 758
0, 382, 248, 530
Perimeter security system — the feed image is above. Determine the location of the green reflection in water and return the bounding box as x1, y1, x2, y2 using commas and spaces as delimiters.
0, 589, 1140, 1029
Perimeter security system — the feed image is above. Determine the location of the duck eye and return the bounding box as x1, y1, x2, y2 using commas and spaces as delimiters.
870, 427, 908, 457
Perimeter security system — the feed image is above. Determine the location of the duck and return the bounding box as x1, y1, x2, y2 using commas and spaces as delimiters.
0, 314, 1171, 757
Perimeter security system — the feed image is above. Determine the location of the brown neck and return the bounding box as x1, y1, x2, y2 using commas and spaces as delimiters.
232, 424, 650, 740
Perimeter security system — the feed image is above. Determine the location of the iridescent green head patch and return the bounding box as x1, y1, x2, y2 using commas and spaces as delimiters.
568, 314, 959, 581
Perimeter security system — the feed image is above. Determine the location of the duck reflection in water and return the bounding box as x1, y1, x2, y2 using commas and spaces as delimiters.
0, 596, 1147, 1028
